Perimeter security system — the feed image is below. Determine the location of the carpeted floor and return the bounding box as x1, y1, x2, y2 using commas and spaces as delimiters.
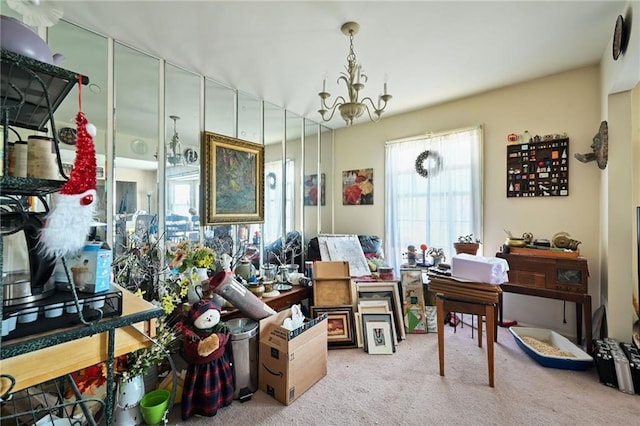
168, 324, 638, 425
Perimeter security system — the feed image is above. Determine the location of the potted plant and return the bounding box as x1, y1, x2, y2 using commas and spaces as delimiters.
426, 247, 446, 266
453, 234, 481, 255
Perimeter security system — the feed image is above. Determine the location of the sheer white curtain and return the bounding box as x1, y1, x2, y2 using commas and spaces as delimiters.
384, 126, 483, 272
263, 159, 295, 245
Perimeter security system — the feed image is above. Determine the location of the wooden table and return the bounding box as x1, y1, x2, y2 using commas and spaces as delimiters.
220, 285, 310, 321
428, 276, 502, 387
495, 252, 592, 354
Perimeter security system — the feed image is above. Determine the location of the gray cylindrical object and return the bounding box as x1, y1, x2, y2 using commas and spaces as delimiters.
227, 318, 259, 400
209, 272, 276, 321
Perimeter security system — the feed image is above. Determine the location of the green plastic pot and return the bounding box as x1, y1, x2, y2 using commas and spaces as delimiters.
139, 389, 170, 425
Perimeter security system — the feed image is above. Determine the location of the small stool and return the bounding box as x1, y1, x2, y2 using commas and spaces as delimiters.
436, 296, 498, 387
428, 275, 502, 387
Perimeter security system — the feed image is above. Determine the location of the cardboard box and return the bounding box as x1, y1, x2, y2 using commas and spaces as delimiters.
450, 253, 509, 284
78, 242, 112, 292
259, 308, 328, 405
313, 261, 354, 307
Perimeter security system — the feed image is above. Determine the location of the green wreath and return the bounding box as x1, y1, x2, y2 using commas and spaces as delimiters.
415, 150, 443, 178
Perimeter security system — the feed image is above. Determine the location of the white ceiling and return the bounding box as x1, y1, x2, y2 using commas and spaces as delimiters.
3, 0, 628, 133
52, 0, 626, 130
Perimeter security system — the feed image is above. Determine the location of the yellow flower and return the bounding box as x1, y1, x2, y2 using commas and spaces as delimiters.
161, 294, 176, 314
134, 289, 146, 298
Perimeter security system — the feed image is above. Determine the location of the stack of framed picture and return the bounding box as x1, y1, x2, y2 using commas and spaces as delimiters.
353, 281, 405, 354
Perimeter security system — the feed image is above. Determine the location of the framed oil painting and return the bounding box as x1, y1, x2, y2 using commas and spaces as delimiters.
342, 168, 373, 205
304, 173, 325, 206
202, 131, 264, 225
311, 305, 357, 348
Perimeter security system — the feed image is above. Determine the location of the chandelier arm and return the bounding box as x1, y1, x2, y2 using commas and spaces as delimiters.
319, 96, 347, 122
360, 97, 384, 121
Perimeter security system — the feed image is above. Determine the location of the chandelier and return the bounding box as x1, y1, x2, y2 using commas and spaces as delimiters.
318, 22, 392, 126
167, 115, 183, 166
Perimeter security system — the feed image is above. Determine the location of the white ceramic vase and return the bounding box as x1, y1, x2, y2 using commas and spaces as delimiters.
114, 375, 145, 425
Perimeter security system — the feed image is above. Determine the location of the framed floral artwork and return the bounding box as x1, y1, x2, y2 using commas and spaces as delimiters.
304, 173, 325, 206
342, 168, 373, 205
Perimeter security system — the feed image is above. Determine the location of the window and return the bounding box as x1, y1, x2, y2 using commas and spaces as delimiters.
384, 126, 483, 271
263, 159, 295, 245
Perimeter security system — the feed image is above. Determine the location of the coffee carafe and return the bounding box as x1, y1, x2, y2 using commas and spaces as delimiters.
2, 210, 56, 306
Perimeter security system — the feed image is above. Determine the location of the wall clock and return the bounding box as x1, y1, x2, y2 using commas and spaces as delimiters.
612, 14, 626, 61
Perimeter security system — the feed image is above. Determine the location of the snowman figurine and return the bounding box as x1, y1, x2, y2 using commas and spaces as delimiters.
177, 300, 234, 420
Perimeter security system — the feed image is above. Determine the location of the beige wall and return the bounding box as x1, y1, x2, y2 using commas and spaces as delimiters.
595, 1, 640, 341
333, 66, 604, 337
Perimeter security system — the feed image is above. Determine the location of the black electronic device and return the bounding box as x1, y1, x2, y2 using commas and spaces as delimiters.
532, 239, 551, 248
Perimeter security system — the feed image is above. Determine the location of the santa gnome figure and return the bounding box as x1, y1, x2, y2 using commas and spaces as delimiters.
40, 111, 98, 258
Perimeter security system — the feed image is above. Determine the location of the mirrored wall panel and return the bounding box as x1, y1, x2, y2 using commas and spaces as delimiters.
165, 63, 201, 244
320, 125, 333, 233
113, 43, 159, 255
303, 119, 319, 244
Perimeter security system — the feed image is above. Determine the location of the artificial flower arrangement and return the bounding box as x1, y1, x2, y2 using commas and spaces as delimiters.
167, 240, 216, 273
427, 247, 446, 261
118, 317, 180, 383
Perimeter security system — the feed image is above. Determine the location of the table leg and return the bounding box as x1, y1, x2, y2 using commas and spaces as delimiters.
486, 304, 495, 388
583, 296, 592, 354
436, 297, 445, 377
498, 292, 504, 326
477, 314, 483, 348
494, 305, 498, 342
576, 302, 583, 348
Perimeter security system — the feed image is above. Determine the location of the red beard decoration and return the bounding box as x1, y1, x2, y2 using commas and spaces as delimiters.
40, 111, 97, 258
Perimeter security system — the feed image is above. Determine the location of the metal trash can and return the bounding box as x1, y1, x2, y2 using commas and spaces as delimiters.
227, 317, 259, 401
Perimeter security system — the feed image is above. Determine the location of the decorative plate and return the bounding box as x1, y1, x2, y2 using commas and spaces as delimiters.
273, 283, 292, 291
184, 148, 198, 164
612, 14, 626, 60
58, 127, 76, 145
131, 139, 147, 155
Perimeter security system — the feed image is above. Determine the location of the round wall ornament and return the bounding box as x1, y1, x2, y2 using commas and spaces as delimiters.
266, 172, 277, 189
414, 150, 443, 178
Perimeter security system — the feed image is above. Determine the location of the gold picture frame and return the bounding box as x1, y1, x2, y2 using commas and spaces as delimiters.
202, 131, 264, 225
310, 305, 357, 349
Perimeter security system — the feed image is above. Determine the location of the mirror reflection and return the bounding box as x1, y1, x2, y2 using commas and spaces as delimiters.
303, 118, 319, 245
165, 63, 200, 244
47, 21, 108, 241
113, 43, 159, 255
6, 16, 334, 286
320, 125, 333, 233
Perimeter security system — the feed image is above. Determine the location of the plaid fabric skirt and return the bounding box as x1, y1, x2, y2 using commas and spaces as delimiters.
181, 350, 234, 419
